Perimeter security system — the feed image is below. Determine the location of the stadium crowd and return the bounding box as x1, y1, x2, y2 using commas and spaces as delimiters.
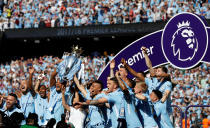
0, 0, 209, 30
0, 46, 209, 128
168, 63, 210, 128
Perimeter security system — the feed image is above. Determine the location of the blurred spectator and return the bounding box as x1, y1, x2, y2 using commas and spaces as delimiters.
39, 18, 45, 28
202, 114, 209, 128
46, 118, 56, 128
21, 113, 39, 128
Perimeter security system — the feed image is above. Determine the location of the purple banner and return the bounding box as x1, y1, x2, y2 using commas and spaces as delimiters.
98, 13, 210, 87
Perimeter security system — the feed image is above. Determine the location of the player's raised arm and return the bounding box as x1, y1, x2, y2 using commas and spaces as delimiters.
50, 68, 57, 87
61, 85, 70, 111
121, 58, 145, 82
115, 70, 128, 92
34, 73, 45, 94
110, 59, 115, 78
28, 67, 36, 97
73, 75, 87, 98
141, 46, 155, 77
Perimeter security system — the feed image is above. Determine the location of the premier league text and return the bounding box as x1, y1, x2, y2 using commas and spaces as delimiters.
118, 46, 154, 69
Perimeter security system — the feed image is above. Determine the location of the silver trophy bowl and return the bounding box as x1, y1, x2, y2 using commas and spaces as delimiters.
57, 45, 83, 82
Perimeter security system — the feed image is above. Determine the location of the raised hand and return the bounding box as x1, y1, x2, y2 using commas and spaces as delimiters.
55, 58, 63, 65
29, 67, 35, 74
110, 59, 115, 69
38, 74, 45, 80
141, 46, 147, 54
115, 70, 120, 78
121, 58, 126, 65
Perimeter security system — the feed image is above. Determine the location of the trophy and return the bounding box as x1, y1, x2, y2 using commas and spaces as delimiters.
57, 45, 83, 82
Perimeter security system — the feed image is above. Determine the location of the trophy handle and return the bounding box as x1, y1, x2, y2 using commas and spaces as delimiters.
63, 59, 78, 76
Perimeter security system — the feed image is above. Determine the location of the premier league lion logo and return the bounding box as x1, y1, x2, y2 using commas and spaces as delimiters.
162, 13, 208, 69
171, 21, 198, 61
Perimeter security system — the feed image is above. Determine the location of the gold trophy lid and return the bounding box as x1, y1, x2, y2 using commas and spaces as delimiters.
71, 45, 83, 56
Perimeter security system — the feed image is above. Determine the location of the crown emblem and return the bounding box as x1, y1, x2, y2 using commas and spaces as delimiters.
177, 21, 190, 28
